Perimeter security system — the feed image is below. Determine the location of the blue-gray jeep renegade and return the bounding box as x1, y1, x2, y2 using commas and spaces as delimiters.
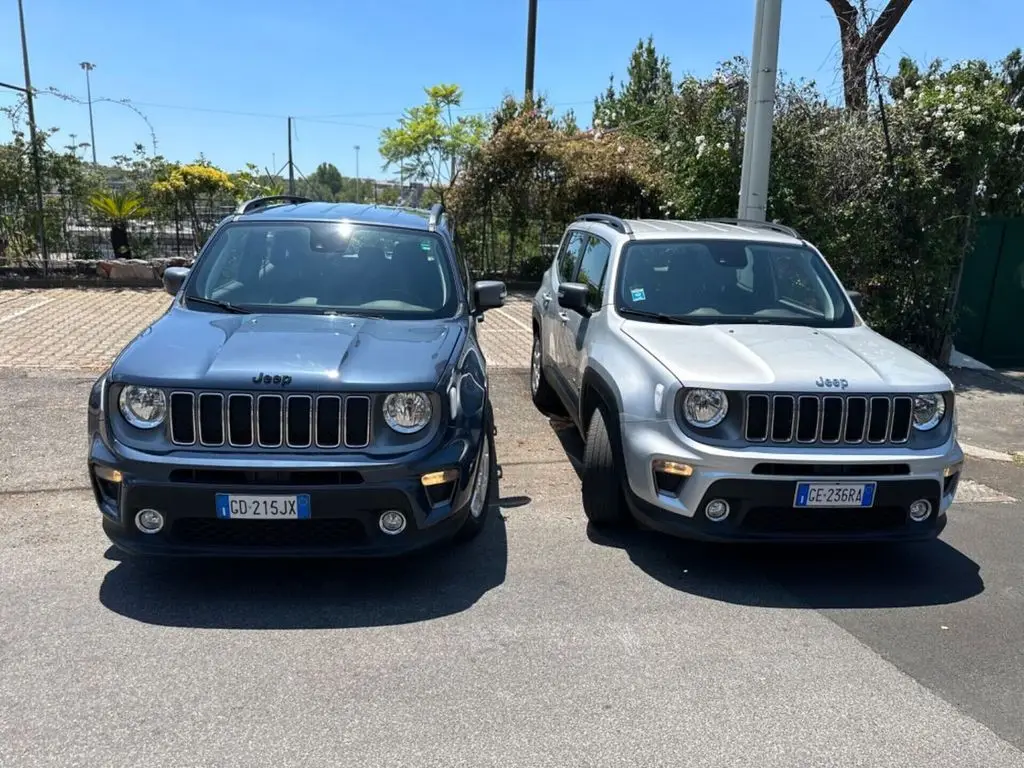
87, 195, 506, 557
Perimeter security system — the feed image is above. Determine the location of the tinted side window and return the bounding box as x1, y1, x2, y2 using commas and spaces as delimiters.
577, 235, 611, 309
557, 231, 587, 283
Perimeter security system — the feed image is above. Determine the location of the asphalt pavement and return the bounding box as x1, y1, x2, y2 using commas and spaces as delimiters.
1, 368, 1023, 767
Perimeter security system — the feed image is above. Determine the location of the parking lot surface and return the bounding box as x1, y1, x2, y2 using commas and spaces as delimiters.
1, 288, 1023, 766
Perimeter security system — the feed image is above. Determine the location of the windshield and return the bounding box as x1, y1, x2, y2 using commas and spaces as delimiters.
184, 221, 459, 319
615, 239, 855, 328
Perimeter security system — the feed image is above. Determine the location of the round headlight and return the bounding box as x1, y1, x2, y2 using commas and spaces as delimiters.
682, 388, 728, 428
912, 393, 946, 431
118, 385, 167, 429
383, 392, 433, 434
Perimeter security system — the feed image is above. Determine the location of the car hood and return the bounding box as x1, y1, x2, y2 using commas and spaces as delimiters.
111, 305, 465, 391
620, 320, 951, 393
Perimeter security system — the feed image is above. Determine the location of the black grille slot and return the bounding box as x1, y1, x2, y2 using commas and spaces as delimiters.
168, 468, 363, 485
890, 397, 913, 443
168, 391, 375, 450
771, 396, 795, 441
315, 396, 342, 448
198, 393, 224, 445
745, 395, 770, 441
344, 396, 371, 448
796, 397, 819, 442
752, 463, 911, 476
845, 397, 868, 442
227, 394, 253, 446
286, 396, 313, 448
257, 395, 283, 447
868, 397, 890, 443
169, 392, 195, 445
820, 397, 843, 443
743, 393, 920, 447
741, 506, 907, 534
171, 518, 367, 548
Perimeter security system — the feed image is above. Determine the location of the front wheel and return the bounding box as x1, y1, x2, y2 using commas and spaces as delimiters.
454, 403, 498, 543
581, 404, 630, 527
530, 332, 563, 414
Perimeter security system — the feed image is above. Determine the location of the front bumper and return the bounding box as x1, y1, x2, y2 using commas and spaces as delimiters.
88, 429, 486, 558
620, 416, 963, 543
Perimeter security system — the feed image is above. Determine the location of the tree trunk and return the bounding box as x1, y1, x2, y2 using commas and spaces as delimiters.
826, 0, 914, 111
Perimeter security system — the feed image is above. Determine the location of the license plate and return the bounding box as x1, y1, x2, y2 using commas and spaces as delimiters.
794, 482, 876, 508
214, 493, 311, 519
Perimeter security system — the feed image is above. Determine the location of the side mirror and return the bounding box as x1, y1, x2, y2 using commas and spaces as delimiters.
557, 282, 591, 316
846, 290, 864, 311
473, 280, 507, 313
163, 266, 190, 296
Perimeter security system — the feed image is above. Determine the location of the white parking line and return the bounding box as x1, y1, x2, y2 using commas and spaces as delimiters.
0, 299, 55, 325
493, 307, 532, 332
961, 443, 1013, 462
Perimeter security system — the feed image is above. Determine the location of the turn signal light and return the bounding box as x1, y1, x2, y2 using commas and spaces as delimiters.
421, 469, 459, 487
652, 460, 693, 477
94, 465, 123, 483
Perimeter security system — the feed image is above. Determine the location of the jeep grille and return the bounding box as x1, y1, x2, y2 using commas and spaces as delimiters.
743, 394, 914, 446
168, 392, 372, 449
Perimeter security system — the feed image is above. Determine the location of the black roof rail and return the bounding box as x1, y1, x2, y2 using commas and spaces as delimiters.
697, 217, 800, 239
235, 194, 313, 215
575, 213, 633, 235
427, 202, 445, 232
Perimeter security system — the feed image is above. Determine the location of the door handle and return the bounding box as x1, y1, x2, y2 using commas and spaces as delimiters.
542, 292, 552, 307
558, 311, 569, 323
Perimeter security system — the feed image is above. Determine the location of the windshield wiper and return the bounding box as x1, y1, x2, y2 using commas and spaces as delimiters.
185, 296, 250, 314
618, 307, 698, 325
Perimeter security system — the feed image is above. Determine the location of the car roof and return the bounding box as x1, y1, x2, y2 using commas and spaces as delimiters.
572, 216, 805, 246
230, 201, 439, 232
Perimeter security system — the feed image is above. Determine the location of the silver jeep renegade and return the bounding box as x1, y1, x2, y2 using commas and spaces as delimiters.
530, 214, 963, 543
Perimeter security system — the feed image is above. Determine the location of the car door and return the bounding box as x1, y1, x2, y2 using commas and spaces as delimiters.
558, 233, 612, 399
544, 229, 588, 387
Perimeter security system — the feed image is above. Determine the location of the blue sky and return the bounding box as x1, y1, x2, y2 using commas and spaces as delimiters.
2, 0, 1021, 181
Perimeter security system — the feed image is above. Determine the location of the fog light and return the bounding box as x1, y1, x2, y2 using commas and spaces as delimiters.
944, 463, 962, 478
379, 510, 407, 535
909, 499, 932, 522
705, 499, 730, 522
421, 469, 458, 487
135, 508, 164, 534
94, 465, 123, 483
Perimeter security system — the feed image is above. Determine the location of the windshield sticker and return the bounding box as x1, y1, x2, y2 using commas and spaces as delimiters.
631, 287, 646, 302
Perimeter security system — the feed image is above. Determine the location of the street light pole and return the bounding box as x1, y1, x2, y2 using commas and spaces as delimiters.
354, 145, 360, 203
738, 0, 783, 222
79, 62, 97, 164
524, 0, 538, 99
17, 0, 49, 274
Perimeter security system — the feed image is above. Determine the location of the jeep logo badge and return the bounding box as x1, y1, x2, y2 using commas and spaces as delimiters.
815, 376, 848, 390
253, 372, 292, 386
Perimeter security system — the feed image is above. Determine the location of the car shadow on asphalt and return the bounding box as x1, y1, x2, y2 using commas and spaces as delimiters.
97, 508, 508, 630
550, 418, 985, 610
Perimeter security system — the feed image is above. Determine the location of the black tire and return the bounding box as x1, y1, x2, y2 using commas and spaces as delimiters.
454, 401, 498, 543
581, 403, 630, 527
530, 332, 563, 415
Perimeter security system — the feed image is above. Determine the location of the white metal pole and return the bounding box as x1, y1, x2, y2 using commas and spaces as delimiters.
737, 0, 765, 218
743, 0, 782, 222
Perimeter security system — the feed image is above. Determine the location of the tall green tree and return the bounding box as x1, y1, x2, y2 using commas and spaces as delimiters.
379, 84, 487, 206
309, 162, 344, 198
593, 37, 676, 144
